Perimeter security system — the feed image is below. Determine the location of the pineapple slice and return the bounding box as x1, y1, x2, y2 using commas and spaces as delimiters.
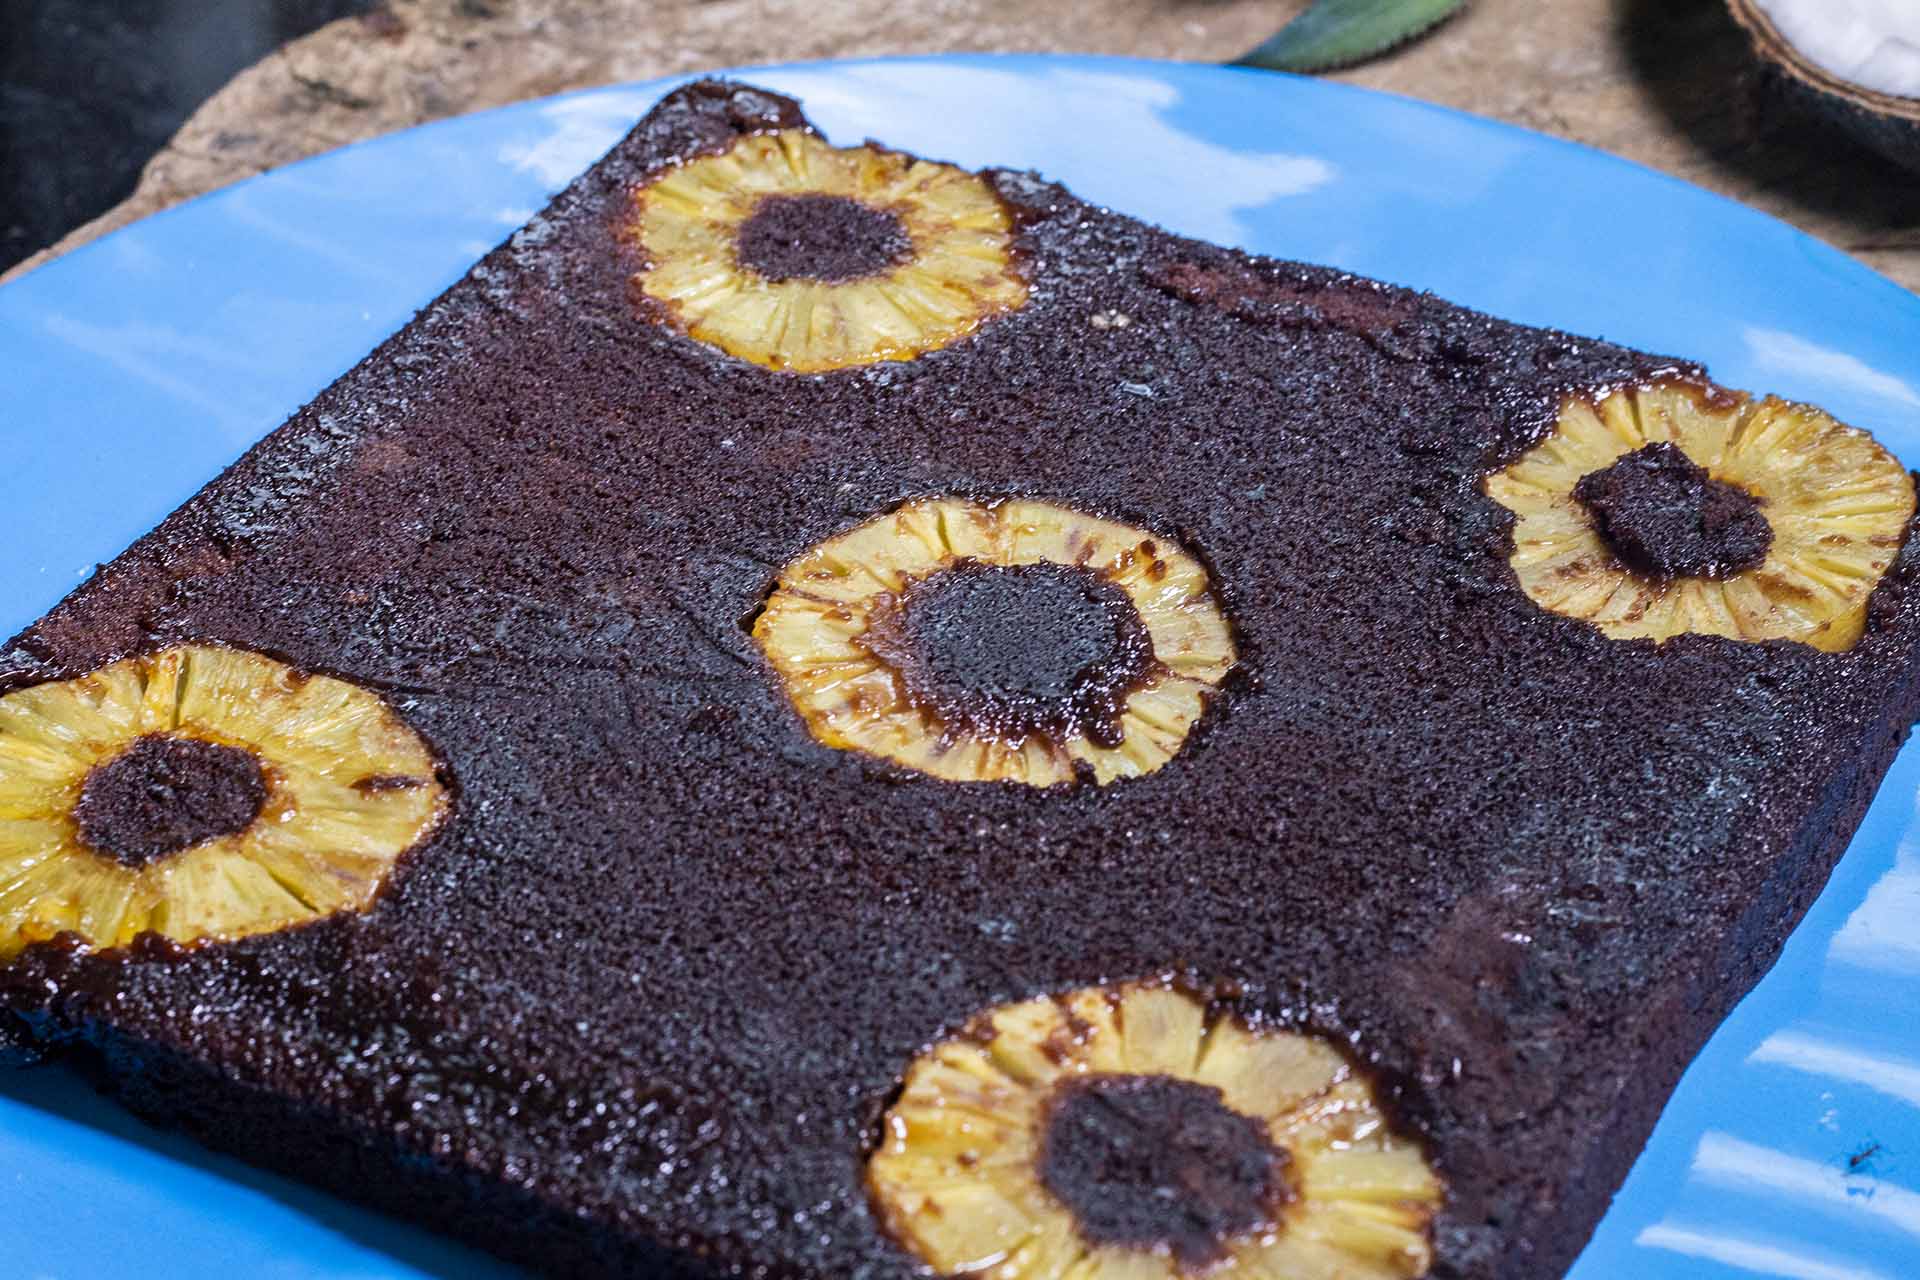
1486, 380, 1914, 650
630, 129, 1027, 372
753, 498, 1236, 787
0, 645, 447, 958
869, 981, 1443, 1279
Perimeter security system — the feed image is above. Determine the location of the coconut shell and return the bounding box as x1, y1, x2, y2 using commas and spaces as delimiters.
1728, 0, 1920, 172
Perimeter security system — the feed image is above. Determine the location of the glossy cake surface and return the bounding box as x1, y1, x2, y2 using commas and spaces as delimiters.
2, 81, 1918, 1280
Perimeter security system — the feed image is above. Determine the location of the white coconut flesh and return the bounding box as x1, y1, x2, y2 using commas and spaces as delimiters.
1753, 0, 1920, 100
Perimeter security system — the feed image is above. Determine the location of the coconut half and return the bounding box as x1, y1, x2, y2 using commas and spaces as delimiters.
1728, 0, 1920, 170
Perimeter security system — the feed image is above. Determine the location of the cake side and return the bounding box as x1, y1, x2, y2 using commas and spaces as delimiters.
2, 79, 1918, 1280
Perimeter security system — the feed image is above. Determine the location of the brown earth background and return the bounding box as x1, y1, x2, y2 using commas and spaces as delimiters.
9, 0, 1918, 295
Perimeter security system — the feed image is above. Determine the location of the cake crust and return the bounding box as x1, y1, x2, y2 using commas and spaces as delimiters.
4, 80, 1919, 1279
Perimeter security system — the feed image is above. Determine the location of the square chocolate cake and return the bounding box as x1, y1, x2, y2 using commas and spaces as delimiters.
3, 80, 1918, 1280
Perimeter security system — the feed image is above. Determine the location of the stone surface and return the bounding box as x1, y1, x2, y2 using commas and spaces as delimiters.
0, 0, 372, 271
6, 0, 1917, 296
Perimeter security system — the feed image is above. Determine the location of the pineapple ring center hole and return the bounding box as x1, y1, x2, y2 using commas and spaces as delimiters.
1038, 1073, 1291, 1269
1574, 442, 1772, 580
734, 192, 913, 285
73, 733, 268, 868
859, 559, 1157, 748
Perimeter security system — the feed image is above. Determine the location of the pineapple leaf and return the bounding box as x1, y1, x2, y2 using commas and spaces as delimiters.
1233, 0, 1468, 73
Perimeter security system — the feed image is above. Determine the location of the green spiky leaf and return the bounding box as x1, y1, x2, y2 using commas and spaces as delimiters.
1234, 0, 1468, 73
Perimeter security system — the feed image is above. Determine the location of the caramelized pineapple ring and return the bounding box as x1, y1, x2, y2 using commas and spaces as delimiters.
0, 645, 447, 958
753, 498, 1236, 787
869, 980, 1444, 1279
630, 129, 1027, 372
1486, 381, 1914, 650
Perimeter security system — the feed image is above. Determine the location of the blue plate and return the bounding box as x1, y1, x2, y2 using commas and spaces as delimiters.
2, 54, 1918, 1280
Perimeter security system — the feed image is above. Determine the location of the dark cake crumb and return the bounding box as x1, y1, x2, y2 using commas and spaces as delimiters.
1038, 1074, 1287, 1269
859, 559, 1155, 749
73, 734, 267, 867
734, 193, 913, 284
1574, 441, 1773, 580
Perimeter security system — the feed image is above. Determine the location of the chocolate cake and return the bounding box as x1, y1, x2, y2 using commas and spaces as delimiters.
3, 79, 1919, 1280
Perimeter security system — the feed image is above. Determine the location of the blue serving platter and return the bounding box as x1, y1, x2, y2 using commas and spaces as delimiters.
2, 54, 1918, 1280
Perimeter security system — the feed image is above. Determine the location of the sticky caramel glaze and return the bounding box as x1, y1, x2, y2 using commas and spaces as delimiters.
1574, 441, 1772, 580
74, 735, 268, 867
2, 79, 1918, 1280
858, 559, 1157, 750
733, 193, 913, 284
1038, 1073, 1288, 1269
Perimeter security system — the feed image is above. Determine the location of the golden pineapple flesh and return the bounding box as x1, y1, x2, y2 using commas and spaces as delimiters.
752, 498, 1236, 787
0, 645, 447, 958
868, 981, 1444, 1279
630, 129, 1027, 372
1486, 380, 1914, 650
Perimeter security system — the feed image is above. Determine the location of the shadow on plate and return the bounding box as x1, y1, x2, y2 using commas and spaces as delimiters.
1615, 0, 1919, 245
